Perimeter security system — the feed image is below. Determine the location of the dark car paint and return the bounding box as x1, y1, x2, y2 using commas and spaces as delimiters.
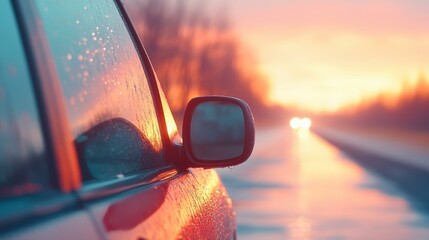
2, 0, 238, 239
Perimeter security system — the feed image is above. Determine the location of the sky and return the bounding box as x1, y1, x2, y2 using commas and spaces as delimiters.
215, 0, 429, 112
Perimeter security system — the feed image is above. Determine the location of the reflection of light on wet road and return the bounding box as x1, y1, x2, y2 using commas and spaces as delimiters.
218, 125, 429, 240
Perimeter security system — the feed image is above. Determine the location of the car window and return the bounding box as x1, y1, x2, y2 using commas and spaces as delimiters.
0, 0, 50, 198
34, 0, 166, 182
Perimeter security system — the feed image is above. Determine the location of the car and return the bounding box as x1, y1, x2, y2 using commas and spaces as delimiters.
0, 0, 255, 239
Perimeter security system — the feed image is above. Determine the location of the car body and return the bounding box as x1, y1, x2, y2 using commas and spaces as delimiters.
0, 0, 254, 239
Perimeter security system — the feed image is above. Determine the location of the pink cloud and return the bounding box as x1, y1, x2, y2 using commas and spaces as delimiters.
231, 0, 429, 36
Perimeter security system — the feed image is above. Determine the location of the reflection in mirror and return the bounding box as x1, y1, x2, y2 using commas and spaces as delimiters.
75, 118, 159, 181
191, 101, 245, 161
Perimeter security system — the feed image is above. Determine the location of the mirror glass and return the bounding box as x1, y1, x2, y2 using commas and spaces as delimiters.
191, 101, 245, 160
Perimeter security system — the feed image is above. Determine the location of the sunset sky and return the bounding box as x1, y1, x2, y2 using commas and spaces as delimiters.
213, 0, 429, 112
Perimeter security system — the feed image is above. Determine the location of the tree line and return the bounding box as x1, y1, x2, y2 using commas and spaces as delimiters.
125, 0, 288, 127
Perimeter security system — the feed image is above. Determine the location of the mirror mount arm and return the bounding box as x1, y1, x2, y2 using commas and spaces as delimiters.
172, 142, 193, 170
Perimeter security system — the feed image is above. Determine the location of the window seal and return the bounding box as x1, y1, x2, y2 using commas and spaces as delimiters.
114, 0, 178, 164
78, 165, 182, 202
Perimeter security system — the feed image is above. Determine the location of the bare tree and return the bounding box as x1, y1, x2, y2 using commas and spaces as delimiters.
125, 0, 284, 126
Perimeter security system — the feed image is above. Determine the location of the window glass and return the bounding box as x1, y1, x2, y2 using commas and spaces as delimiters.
35, 0, 166, 181
0, 1, 49, 197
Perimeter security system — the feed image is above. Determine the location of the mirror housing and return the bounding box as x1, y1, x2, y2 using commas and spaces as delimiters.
182, 96, 255, 168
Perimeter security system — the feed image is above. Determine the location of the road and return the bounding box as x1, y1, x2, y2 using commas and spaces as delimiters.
217, 125, 429, 240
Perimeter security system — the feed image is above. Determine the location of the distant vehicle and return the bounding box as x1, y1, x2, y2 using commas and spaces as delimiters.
0, 0, 254, 239
289, 117, 312, 130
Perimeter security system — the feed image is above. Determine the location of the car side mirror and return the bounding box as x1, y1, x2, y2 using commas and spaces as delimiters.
182, 96, 255, 168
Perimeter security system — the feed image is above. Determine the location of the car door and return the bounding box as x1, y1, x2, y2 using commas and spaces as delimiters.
0, 1, 100, 239
30, 0, 236, 239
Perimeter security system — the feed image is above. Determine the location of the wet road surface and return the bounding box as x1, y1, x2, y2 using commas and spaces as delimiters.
218, 125, 429, 240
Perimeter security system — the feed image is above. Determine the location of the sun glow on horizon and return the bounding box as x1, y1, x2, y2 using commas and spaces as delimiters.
290, 117, 312, 130
224, 0, 429, 112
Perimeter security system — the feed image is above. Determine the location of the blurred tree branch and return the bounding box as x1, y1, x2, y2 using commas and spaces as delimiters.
125, 0, 287, 126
